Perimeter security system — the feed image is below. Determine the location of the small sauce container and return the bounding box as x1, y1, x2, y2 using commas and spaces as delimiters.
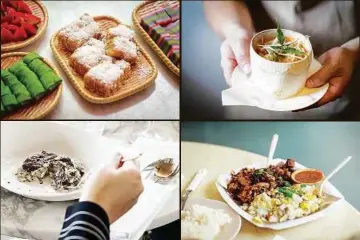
291, 169, 325, 184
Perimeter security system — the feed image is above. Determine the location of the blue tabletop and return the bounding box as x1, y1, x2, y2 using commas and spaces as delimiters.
182, 121, 360, 210
181, 1, 360, 120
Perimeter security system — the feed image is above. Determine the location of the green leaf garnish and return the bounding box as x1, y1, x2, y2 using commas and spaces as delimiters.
276, 23, 285, 45
279, 187, 295, 198
270, 46, 305, 56
283, 181, 291, 187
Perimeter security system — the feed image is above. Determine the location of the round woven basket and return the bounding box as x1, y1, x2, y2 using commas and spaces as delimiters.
1, 52, 63, 120
1, 0, 49, 52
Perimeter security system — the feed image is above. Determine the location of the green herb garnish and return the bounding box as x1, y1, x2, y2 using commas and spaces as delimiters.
276, 23, 285, 45
283, 181, 291, 187
279, 187, 295, 198
254, 169, 264, 175
270, 46, 305, 56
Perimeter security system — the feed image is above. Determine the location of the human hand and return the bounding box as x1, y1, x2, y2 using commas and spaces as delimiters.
305, 47, 357, 107
80, 160, 144, 224
220, 27, 253, 85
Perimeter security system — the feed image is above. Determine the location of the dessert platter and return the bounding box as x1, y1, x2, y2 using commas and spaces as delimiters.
1, 0, 48, 52
51, 13, 158, 104
1, 52, 63, 119
222, 25, 329, 111
133, 1, 180, 76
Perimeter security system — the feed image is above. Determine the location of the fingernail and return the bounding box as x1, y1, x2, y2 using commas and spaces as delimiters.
243, 64, 251, 74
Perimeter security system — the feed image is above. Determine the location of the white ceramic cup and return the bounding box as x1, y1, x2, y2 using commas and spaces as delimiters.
250, 29, 313, 99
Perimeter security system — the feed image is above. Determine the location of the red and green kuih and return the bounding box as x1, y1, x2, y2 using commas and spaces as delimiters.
140, 2, 180, 68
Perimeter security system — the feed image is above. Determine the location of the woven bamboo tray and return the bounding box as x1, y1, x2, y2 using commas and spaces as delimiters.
1, 0, 49, 52
132, 1, 180, 76
50, 15, 158, 104
1, 52, 63, 120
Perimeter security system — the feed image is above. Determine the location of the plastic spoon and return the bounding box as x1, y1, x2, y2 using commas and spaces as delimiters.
266, 134, 279, 167
320, 156, 352, 195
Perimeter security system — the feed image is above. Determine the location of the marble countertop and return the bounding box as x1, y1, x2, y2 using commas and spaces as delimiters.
14, 1, 179, 119
1, 121, 179, 240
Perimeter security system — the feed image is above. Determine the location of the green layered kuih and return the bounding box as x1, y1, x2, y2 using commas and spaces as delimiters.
8, 61, 46, 100
1, 70, 32, 106
1, 102, 6, 115
28, 59, 53, 73
2, 70, 20, 87
1, 80, 18, 111
1, 80, 12, 96
26, 59, 62, 91
23, 52, 43, 65
1, 52, 62, 116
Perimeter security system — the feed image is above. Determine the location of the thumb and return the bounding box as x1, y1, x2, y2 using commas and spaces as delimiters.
231, 39, 251, 74
111, 152, 124, 169
117, 160, 139, 172
305, 63, 334, 88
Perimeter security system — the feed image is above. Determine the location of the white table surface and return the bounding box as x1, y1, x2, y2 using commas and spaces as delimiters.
1, 121, 180, 240
12, 1, 179, 119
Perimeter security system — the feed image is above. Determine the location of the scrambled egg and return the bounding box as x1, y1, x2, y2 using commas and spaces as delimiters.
242, 184, 323, 223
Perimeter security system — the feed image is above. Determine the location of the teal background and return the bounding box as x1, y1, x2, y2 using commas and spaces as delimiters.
182, 122, 360, 210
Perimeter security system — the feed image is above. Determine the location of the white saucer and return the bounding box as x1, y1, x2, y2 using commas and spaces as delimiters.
183, 197, 241, 240
222, 59, 329, 111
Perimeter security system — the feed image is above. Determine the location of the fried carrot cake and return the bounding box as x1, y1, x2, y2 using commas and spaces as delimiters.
84, 60, 131, 97
69, 45, 113, 76
105, 37, 138, 63
58, 14, 101, 52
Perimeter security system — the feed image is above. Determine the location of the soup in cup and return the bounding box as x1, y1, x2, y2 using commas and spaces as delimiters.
250, 29, 313, 99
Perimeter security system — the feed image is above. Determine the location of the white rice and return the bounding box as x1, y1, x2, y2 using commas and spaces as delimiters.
181, 204, 232, 240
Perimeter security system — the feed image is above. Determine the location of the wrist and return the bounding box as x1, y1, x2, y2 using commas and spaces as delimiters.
341, 38, 359, 63
222, 22, 254, 40
341, 47, 359, 65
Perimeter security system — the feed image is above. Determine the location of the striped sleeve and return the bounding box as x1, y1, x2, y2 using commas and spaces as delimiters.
58, 201, 110, 240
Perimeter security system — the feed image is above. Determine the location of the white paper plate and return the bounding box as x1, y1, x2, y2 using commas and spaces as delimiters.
0, 121, 132, 201
183, 198, 241, 240
216, 158, 344, 230
222, 60, 329, 111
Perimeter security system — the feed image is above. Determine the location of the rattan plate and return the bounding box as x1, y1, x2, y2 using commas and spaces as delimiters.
1, 52, 63, 120
1, 0, 49, 52
50, 15, 158, 104
132, 1, 180, 76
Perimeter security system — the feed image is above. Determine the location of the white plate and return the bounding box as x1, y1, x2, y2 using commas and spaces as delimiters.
216, 158, 344, 230
222, 59, 329, 111
0, 121, 132, 201
183, 198, 241, 240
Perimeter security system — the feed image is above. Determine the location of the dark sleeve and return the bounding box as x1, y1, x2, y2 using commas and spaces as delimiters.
58, 201, 110, 240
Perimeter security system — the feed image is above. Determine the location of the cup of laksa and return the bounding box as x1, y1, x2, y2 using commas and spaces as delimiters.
250, 25, 313, 99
